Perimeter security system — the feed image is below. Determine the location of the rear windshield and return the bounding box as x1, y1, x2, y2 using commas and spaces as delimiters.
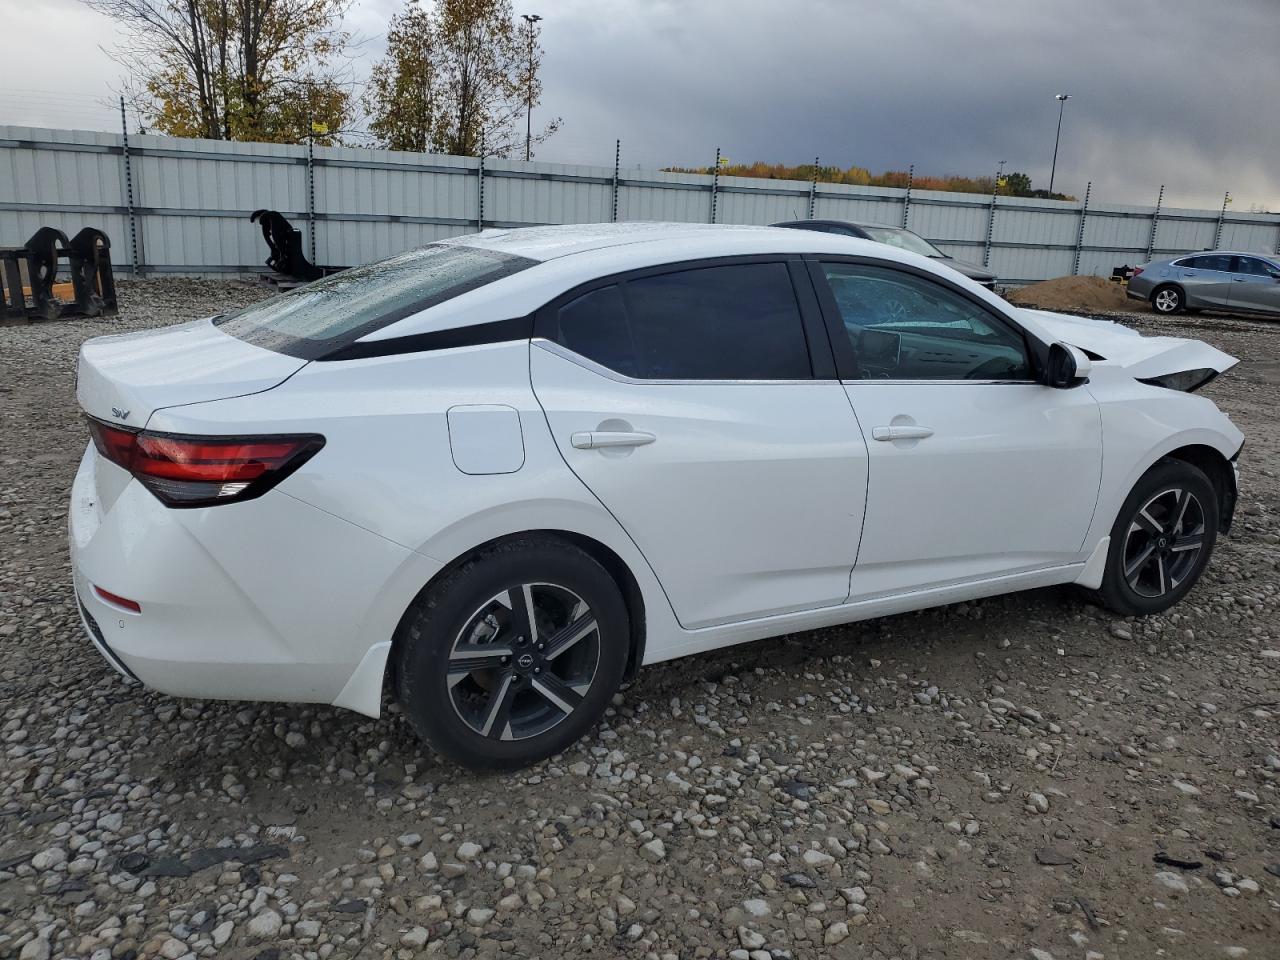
215, 244, 536, 359
859, 226, 943, 259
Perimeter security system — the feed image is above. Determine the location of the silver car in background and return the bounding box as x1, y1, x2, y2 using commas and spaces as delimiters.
1128, 251, 1280, 316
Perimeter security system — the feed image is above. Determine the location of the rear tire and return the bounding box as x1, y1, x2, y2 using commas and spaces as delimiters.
1151, 284, 1184, 315
395, 537, 629, 770
1090, 460, 1218, 616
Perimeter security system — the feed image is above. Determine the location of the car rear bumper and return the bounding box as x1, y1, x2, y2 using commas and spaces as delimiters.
68, 443, 432, 711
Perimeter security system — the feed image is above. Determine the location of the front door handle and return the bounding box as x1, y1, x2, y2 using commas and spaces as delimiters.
571, 430, 656, 450
872, 425, 934, 441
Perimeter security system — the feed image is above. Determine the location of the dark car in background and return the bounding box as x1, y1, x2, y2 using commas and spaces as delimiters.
1127, 251, 1280, 316
772, 219, 998, 290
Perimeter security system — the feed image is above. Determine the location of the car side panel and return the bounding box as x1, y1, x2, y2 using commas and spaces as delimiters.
144, 342, 689, 665
1178, 262, 1232, 308
70, 445, 440, 709
1078, 366, 1244, 553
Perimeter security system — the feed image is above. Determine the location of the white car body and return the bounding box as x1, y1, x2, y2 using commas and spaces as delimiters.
70, 223, 1243, 722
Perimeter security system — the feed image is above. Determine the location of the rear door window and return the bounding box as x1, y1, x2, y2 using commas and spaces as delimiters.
1186, 255, 1233, 272
216, 244, 535, 359
556, 285, 640, 378
551, 261, 813, 380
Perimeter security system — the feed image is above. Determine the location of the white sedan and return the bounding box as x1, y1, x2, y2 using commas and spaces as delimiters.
70, 223, 1243, 769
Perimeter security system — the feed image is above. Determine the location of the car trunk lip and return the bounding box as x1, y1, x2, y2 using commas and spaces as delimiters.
77, 317, 309, 429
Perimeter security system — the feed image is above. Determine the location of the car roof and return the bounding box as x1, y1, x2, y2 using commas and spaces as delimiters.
1168, 251, 1276, 259
437, 221, 883, 262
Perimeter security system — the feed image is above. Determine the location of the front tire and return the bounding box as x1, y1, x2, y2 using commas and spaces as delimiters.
1092, 460, 1218, 616
395, 537, 629, 770
1151, 284, 1184, 315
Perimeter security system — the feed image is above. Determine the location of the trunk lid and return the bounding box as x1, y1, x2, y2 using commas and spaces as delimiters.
77, 317, 308, 428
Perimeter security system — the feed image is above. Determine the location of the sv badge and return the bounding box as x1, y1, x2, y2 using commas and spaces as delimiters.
111, 407, 131, 421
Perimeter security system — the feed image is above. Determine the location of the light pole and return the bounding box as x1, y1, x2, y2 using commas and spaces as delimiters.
521, 13, 542, 162
1049, 93, 1071, 196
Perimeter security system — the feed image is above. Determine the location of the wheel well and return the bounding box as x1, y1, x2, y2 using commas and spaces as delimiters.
1161, 444, 1237, 533
387, 530, 648, 693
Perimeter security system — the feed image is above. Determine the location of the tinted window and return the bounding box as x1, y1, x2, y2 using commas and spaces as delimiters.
216, 244, 535, 359
1234, 256, 1277, 276
556, 285, 640, 378
820, 263, 1030, 381
1187, 255, 1233, 272
554, 262, 812, 380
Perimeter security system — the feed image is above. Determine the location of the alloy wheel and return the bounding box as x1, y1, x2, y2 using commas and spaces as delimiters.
1121, 487, 1206, 598
1154, 289, 1180, 313
447, 582, 601, 741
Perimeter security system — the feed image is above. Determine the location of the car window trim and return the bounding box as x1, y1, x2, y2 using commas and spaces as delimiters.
803, 254, 1042, 383
532, 254, 837, 382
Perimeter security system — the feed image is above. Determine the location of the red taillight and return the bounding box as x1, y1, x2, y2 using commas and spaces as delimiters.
1130, 266, 1144, 278
87, 419, 324, 508
94, 585, 141, 613
89, 420, 137, 466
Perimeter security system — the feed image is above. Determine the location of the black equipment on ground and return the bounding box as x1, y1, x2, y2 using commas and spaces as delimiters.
250, 209, 325, 283
1, 227, 118, 324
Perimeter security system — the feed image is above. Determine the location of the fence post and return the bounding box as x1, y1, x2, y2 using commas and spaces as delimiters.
807, 157, 818, 219
1214, 190, 1230, 249
118, 97, 140, 276
1146, 185, 1164, 262
901, 163, 914, 228
1274, 216, 1280, 257
1072, 181, 1091, 276
710, 147, 720, 224
306, 126, 316, 264
983, 168, 999, 268
612, 139, 620, 223
476, 136, 485, 232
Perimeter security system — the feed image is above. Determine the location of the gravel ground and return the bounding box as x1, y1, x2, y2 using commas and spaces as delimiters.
1, 279, 1278, 960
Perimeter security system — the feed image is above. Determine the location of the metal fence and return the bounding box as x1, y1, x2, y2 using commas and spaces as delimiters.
2, 124, 1278, 285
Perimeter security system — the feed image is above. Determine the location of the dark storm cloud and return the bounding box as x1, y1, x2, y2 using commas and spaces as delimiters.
520, 0, 1280, 209
17, 0, 1278, 211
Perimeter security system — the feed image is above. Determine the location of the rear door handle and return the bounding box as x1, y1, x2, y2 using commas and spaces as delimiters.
872, 425, 934, 441
571, 430, 656, 450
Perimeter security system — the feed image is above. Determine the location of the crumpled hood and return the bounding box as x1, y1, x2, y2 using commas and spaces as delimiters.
1016, 308, 1238, 379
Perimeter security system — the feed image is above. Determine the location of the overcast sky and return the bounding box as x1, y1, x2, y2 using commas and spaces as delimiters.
5, 0, 1278, 211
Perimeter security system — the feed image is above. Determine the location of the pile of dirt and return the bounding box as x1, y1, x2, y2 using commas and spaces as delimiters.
1007, 274, 1140, 313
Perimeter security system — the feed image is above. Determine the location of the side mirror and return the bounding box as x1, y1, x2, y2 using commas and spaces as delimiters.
1045, 342, 1091, 388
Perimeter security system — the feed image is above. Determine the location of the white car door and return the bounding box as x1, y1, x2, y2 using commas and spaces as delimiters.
809, 259, 1103, 600
531, 258, 869, 630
